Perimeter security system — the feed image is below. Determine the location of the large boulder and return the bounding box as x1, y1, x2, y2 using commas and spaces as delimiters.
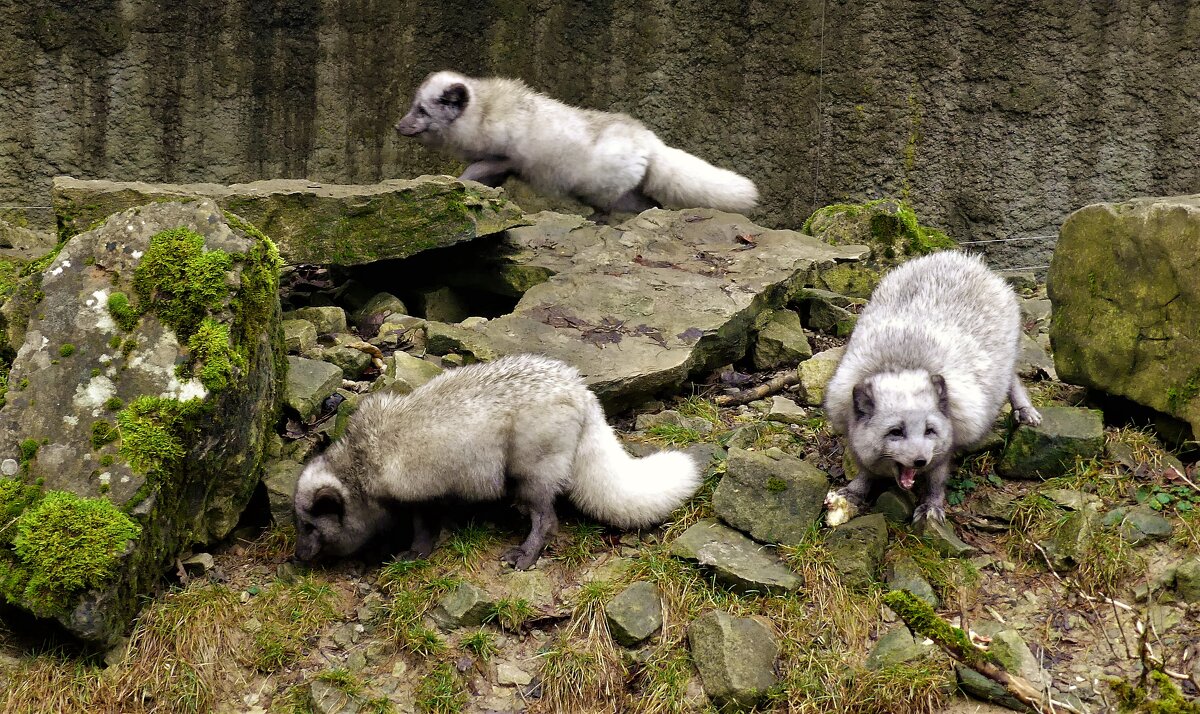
424, 208, 866, 409
52, 175, 525, 265
1049, 196, 1200, 437
0, 200, 283, 644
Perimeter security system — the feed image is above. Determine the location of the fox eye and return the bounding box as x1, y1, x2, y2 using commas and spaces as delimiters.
416, 106, 428, 116
887, 426, 905, 438
925, 427, 937, 436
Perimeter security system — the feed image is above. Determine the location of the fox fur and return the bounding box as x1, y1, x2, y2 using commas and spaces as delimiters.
395, 70, 758, 218
293, 354, 701, 570
823, 251, 1042, 524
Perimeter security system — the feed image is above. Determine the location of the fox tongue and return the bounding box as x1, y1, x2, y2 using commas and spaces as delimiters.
899, 468, 917, 490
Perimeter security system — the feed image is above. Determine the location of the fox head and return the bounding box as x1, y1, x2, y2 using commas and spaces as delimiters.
395, 71, 471, 142
293, 455, 383, 561
845, 370, 953, 491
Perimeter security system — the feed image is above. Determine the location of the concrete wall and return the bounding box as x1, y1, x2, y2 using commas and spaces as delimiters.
2, 0, 1198, 267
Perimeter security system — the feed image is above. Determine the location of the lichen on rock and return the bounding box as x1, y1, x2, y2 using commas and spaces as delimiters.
1049, 195, 1200, 438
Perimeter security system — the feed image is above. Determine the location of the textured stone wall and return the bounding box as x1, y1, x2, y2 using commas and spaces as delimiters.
2, 0, 1198, 268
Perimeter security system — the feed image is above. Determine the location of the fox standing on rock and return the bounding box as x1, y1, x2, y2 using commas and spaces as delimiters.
293, 354, 701, 570
395, 70, 759, 219
823, 251, 1042, 526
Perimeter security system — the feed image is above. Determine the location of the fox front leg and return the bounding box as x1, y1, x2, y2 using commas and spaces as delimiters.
397, 510, 440, 561
458, 158, 516, 187
912, 460, 950, 524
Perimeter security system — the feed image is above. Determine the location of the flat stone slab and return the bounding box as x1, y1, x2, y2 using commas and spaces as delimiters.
426, 208, 866, 408
670, 519, 800, 594
52, 175, 525, 266
433, 581, 495, 629
285, 356, 343, 420
688, 610, 779, 709
865, 625, 929, 670
713, 447, 829, 546
797, 346, 845, 406
824, 513, 889, 588
998, 406, 1105, 479
605, 581, 663, 646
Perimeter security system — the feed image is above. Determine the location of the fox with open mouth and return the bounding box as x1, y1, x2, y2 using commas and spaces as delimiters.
822, 251, 1042, 526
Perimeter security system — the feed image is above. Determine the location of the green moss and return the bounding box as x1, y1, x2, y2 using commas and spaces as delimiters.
103, 396, 124, 412
116, 396, 206, 477
98, 454, 114, 467
1166, 369, 1200, 414
882, 589, 996, 670
132, 227, 234, 341
766, 476, 789, 493
91, 420, 118, 449
18, 439, 38, 464
183, 319, 242, 392
0, 259, 23, 304
1111, 670, 1200, 713
106, 335, 121, 350
10, 490, 140, 615
0, 478, 38, 545
57, 343, 75, 358
106, 291, 140, 332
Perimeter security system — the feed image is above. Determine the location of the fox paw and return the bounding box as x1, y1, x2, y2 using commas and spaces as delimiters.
395, 548, 431, 562
913, 503, 946, 524
824, 490, 860, 527
1014, 406, 1042, 427
501, 546, 541, 571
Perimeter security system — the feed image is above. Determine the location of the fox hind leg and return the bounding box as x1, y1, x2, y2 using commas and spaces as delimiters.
1008, 375, 1042, 426
502, 452, 570, 570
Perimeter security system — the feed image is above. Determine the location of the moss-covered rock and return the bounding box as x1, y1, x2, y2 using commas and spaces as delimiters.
0, 199, 283, 644
997, 406, 1105, 480
803, 198, 957, 298
712, 447, 829, 546
52, 176, 526, 266
1049, 196, 1200, 438
687, 609, 779, 709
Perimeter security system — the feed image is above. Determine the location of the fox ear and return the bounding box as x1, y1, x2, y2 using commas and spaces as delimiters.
309, 486, 344, 522
930, 374, 950, 414
852, 382, 875, 420
439, 83, 469, 109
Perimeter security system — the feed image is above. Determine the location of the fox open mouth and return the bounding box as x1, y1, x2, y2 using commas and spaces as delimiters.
898, 467, 917, 490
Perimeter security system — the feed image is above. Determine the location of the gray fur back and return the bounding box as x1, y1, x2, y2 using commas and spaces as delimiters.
824, 251, 1022, 446
322, 354, 591, 501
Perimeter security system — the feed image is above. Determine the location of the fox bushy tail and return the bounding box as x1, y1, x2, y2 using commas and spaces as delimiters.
642, 142, 759, 213
567, 400, 701, 528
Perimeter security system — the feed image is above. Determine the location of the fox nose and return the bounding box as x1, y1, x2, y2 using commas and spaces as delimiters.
913, 458, 927, 468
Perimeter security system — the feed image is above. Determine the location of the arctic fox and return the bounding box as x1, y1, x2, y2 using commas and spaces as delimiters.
823, 251, 1042, 525
293, 354, 701, 570
394, 70, 759, 218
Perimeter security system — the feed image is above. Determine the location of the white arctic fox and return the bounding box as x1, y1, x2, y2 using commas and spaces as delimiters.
395, 70, 759, 218
823, 251, 1042, 525
293, 354, 701, 570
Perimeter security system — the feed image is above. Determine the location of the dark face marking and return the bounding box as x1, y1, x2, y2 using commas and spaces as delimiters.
395, 81, 470, 137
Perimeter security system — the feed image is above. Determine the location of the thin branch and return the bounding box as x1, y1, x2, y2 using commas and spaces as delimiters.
882, 590, 1080, 713
713, 370, 801, 406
